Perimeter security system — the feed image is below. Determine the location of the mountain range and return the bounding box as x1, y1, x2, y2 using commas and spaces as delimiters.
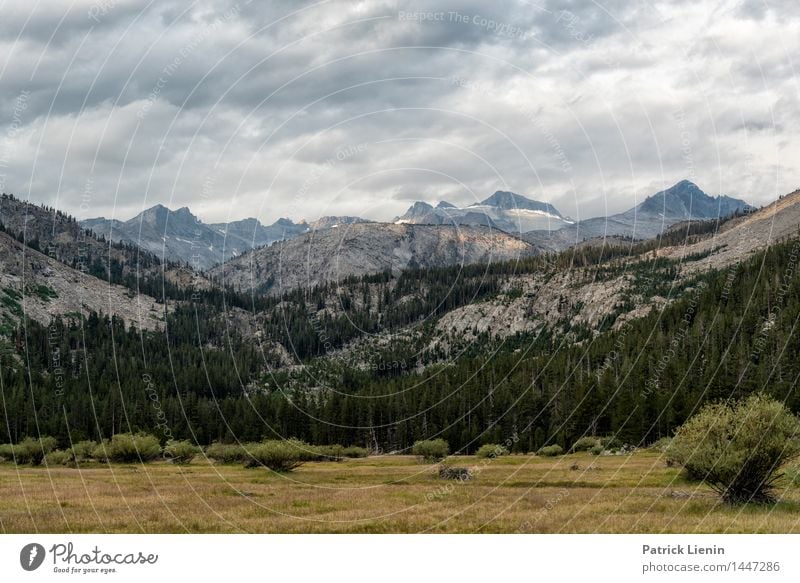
523, 180, 752, 251
79, 180, 749, 270
0, 179, 777, 342
208, 222, 535, 295
82, 207, 372, 270
393, 190, 573, 233
4, 180, 800, 457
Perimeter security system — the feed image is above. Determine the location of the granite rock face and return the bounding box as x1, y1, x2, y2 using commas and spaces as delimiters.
209, 223, 537, 294
0, 230, 167, 331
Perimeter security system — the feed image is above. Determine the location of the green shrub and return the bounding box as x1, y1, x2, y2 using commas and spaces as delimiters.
285, 439, 318, 461
785, 465, 800, 486
411, 439, 449, 461
668, 394, 800, 504
91, 439, 111, 463
71, 440, 98, 461
589, 444, 604, 456
342, 446, 369, 458
34, 284, 58, 301
45, 450, 75, 466
205, 442, 246, 464
163, 440, 201, 464
311, 444, 368, 461
571, 436, 601, 452
600, 436, 622, 450
6, 436, 58, 465
314, 444, 345, 461
476, 444, 510, 458
649, 437, 673, 453
536, 445, 564, 457
0, 443, 13, 462
105, 433, 161, 463
244, 439, 312, 472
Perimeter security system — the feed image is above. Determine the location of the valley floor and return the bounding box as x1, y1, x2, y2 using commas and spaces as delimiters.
1, 452, 799, 533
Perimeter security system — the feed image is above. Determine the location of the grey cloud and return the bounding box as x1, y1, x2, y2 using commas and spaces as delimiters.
0, 0, 798, 224
735, 0, 800, 20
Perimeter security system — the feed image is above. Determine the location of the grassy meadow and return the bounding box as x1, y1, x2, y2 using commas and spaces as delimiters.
2, 451, 800, 533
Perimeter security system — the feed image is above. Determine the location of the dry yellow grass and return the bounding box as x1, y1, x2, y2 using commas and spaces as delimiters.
1, 451, 800, 533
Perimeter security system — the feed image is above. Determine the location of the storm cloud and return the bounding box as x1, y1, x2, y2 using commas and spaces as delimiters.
0, 0, 797, 224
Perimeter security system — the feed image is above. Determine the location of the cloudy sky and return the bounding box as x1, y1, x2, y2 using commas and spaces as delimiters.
0, 0, 798, 225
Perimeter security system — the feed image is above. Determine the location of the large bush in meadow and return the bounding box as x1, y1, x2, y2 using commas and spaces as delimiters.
105, 433, 161, 463
163, 440, 201, 464
476, 444, 510, 459
668, 394, 800, 504
570, 435, 603, 452
342, 446, 369, 458
45, 450, 75, 467
71, 440, 98, 461
205, 442, 246, 464
570, 436, 601, 453
244, 439, 314, 472
411, 439, 449, 461
91, 439, 111, 463
0, 443, 14, 462
536, 444, 564, 457
314, 444, 345, 461
2, 437, 58, 465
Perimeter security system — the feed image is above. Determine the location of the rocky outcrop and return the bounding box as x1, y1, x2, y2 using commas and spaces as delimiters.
657, 188, 800, 272
209, 223, 537, 294
432, 270, 629, 342
0, 231, 167, 331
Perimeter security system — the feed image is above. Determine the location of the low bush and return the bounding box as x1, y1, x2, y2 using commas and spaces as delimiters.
45, 450, 75, 467
668, 394, 800, 504
0, 443, 13, 462
571, 436, 601, 452
5, 437, 58, 465
205, 442, 247, 464
589, 444, 604, 456
537, 445, 564, 457
784, 465, 800, 486
411, 439, 450, 461
342, 446, 369, 458
244, 439, 313, 472
312, 445, 369, 460
314, 444, 345, 461
649, 437, 673, 453
71, 440, 98, 461
105, 433, 161, 463
163, 440, 201, 464
91, 439, 111, 463
600, 436, 622, 450
476, 444, 510, 459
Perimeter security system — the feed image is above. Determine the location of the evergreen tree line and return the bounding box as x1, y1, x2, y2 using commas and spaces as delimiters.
2, 234, 800, 453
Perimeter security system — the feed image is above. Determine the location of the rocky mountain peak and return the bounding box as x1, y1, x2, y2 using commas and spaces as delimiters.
637, 180, 748, 219
478, 191, 563, 217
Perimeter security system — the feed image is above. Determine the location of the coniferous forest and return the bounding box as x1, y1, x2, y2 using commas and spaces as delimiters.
2, 231, 799, 454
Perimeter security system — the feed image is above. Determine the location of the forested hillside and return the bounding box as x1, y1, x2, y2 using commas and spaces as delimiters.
2, 230, 798, 453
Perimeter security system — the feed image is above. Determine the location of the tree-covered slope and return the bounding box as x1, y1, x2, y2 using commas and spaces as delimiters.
3, 232, 799, 453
